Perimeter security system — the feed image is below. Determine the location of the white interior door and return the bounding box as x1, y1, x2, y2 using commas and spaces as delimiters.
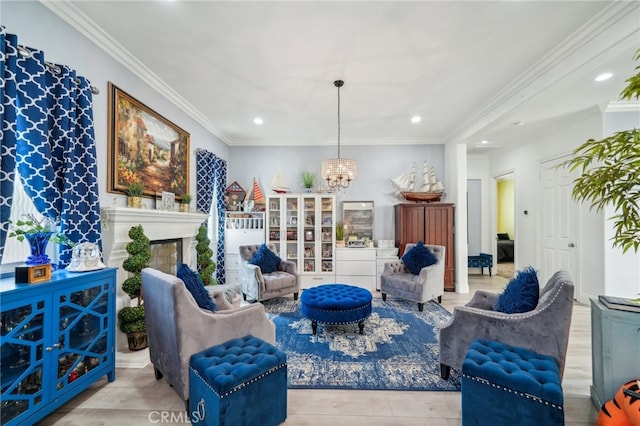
539, 157, 578, 289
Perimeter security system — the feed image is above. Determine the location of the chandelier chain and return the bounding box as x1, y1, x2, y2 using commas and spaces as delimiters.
337, 83, 341, 159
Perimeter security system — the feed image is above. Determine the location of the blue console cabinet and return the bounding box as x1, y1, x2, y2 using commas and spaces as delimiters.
0, 267, 117, 425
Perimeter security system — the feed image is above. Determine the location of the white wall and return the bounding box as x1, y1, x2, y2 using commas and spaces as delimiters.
488, 108, 608, 301
602, 109, 640, 297
228, 144, 446, 241
4, 2, 229, 210
467, 155, 492, 255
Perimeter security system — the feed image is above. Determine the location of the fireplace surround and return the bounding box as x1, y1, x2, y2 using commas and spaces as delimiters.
101, 206, 209, 365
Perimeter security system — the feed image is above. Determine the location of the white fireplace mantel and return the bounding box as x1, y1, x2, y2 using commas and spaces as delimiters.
100, 206, 209, 364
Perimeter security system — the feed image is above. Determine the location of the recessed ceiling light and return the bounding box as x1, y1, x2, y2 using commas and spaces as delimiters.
595, 72, 613, 82
253, 117, 263, 125
411, 116, 421, 124
481, 140, 489, 144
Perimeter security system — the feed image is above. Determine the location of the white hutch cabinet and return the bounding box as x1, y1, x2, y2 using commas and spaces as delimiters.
266, 194, 336, 289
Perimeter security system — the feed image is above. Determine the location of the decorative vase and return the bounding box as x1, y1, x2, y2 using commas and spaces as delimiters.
25, 232, 54, 265
180, 204, 189, 213
127, 196, 142, 208
304, 187, 312, 193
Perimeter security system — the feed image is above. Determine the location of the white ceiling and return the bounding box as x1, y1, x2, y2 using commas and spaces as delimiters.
48, 1, 639, 153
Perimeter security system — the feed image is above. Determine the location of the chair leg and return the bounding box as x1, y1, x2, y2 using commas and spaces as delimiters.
489, 267, 492, 277
437, 295, 442, 303
418, 302, 424, 312
293, 292, 299, 301
440, 364, 451, 380
154, 367, 163, 380
381, 293, 387, 301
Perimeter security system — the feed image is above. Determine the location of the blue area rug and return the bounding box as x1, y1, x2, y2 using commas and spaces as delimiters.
263, 297, 461, 391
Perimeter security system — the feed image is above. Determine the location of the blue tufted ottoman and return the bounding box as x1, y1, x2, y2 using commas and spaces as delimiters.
300, 284, 372, 335
461, 338, 564, 426
189, 335, 287, 426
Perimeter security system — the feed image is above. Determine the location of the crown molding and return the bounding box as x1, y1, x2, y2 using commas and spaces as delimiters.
228, 136, 443, 147
445, 1, 640, 145
605, 101, 640, 112
40, 0, 229, 144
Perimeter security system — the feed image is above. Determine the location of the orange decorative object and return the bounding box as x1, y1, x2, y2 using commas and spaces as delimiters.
597, 379, 640, 426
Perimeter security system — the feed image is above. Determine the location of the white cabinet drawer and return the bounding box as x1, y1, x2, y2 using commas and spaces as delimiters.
225, 256, 240, 269
300, 274, 333, 289
225, 271, 240, 286
226, 229, 264, 250
335, 260, 376, 276
336, 248, 376, 261
335, 275, 375, 292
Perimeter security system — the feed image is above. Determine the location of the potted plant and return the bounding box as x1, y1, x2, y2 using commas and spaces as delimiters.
180, 194, 192, 213
561, 48, 640, 253
118, 224, 151, 351
301, 172, 316, 193
335, 221, 345, 248
196, 224, 217, 285
126, 182, 144, 208
8, 214, 74, 265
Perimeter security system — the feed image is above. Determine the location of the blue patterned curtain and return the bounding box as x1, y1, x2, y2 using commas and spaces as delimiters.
0, 27, 101, 266
196, 149, 227, 284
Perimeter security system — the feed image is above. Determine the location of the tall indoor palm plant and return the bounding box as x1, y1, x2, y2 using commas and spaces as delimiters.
561, 49, 640, 253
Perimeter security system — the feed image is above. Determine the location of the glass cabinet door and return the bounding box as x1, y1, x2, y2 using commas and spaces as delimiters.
302, 196, 316, 272
284, 196, 299, 268
1, 299, 46, 424
320, 196, 335, 273
53, 282, 112, 394
266, 196, 282, 253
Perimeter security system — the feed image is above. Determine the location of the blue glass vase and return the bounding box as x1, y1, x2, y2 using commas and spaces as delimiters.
24, 232, 53, 265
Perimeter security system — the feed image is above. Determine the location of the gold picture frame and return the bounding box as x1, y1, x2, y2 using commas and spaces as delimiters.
107, 82, 190, 201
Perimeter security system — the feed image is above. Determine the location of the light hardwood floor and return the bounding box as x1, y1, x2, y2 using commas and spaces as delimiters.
37, 274, 598, 425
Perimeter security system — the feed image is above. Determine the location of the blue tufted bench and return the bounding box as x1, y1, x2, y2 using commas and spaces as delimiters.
300, 284, 372, 335
189, 335, 287, 426
461, 338, 564, 426
467, 253, 493, 276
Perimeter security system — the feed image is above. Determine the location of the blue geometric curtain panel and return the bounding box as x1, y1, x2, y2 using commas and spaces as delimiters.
0, 28, 19, 261
0, 27, 101, 267
196, 149, 227, 284
213, 155, 227, 284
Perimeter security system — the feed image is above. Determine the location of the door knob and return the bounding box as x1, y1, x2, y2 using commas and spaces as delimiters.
568, 243, 575, 248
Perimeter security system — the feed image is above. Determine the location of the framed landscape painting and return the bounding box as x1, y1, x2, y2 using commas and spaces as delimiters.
107, 82, 190, 200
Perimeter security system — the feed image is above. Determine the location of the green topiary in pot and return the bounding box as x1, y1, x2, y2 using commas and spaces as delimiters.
118, 224, 151, 350
196, 224, 217, 285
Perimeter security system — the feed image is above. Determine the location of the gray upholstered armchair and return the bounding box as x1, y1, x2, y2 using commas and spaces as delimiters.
141, 268, 275, 402
380, 244, 445, 311
238, 244, 299, 302
439, 270, 574, 380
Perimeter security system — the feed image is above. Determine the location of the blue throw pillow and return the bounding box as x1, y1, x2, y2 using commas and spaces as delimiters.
249, 244, 282, 274
493, 266, 539, 313
401, 241, 438, 275
177, 263, 217, 312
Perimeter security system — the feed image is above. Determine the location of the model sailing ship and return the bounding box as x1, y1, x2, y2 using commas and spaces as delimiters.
390, 161, 444, 202
270, 170, 290, 193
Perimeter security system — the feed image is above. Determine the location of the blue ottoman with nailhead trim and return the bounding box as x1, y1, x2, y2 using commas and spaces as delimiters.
300, 284, 372, 335
461, 338, 564, 426
188, 335, 287, 426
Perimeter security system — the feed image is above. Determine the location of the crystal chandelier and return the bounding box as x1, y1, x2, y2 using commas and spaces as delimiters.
322, 80, 357, 189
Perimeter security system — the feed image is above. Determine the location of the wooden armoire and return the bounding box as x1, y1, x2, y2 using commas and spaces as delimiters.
394, 203, 455, 291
